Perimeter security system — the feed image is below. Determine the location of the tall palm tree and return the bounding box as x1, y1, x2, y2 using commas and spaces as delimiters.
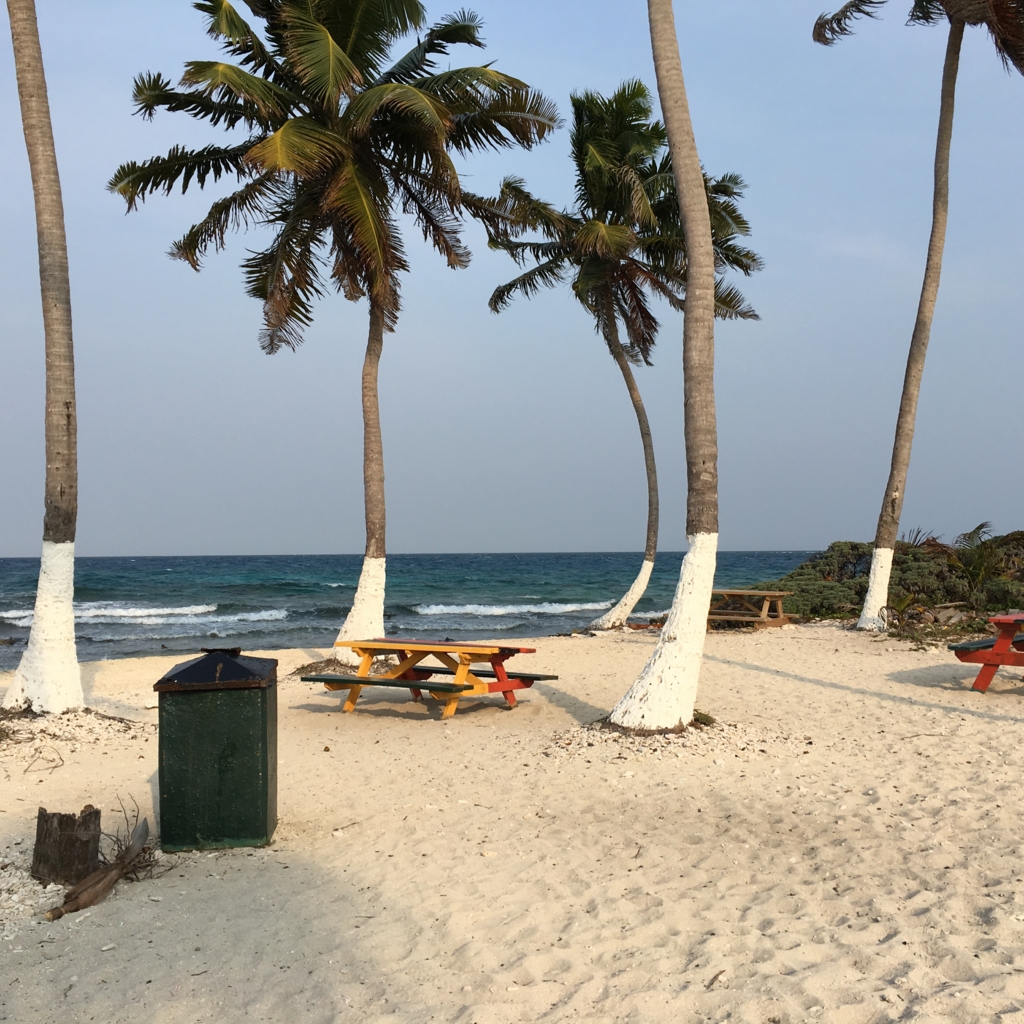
3, 0, 82, 714
482, 81, 760, 632
108, 0, 556, 652
605, 0, 722, 730
814, 0, 1024, 630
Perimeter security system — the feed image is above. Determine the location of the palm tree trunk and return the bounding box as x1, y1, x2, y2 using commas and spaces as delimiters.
858, 17, 964, 631
3, 0, 81, 714
609, 0, 719, 731
591, 310, 659, 630
335, 301, 387, 650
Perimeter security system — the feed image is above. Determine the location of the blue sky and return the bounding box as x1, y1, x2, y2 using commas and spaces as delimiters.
1, 1, 1022, 556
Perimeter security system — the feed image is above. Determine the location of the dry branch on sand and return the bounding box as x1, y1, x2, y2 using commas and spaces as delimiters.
44, 816, 149, 921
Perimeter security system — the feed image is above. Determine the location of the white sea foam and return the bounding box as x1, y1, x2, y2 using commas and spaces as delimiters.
75, 604, 218, 619
2, 603, 287, 629
412, 601, 613, 617
0, 609, 35, 628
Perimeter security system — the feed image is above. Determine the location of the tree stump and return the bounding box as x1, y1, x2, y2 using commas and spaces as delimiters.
31, 805, 101, 886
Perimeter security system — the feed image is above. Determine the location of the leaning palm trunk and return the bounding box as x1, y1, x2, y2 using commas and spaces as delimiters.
591, 317, 659, 630
609, 0, 719, 730
335, 302, 388, 654
858, 18, 963, 631
3, 0, 82, 714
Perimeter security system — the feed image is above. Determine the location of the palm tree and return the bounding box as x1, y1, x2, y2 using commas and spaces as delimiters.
606, 0, 722, 730
3, 0, 82, 714
482, 81, 760, 632
108, 0, 556, 652
814, 0, 1024, 630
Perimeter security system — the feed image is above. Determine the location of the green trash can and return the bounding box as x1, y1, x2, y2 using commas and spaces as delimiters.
155, 647, 278, 851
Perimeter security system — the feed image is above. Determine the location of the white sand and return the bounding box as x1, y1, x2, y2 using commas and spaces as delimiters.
2, 625, 1024, 1023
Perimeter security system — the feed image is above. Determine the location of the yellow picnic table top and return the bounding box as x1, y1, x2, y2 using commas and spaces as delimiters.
332, 639, 538, 718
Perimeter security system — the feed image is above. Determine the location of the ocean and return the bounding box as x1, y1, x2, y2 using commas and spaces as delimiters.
0, 551, 813, 669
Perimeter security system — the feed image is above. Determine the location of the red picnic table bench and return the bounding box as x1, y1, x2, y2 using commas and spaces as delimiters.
949, 615, 1024, 692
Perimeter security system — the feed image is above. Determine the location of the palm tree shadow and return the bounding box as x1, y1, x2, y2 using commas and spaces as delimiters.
706, 655, 1024, 726
79, 660, 103, 703
289, 696, 505, 722
292, 680, 607, 725
531, 681, 608, 725
886, 663, 1024, 697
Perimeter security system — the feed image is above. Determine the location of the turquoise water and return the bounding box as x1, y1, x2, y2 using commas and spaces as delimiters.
0, 551, 811, 668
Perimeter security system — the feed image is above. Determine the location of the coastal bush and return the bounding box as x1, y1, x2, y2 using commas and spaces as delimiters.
753, 528, 1024, 620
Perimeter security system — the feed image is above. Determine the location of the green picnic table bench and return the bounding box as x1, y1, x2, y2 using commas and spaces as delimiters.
302, 673, 472, 694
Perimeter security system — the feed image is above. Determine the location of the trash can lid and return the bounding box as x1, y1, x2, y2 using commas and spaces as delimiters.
154, 648, 279, 692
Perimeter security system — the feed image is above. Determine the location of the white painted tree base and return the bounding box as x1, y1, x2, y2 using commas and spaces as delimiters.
857, 546, 893, 631
3, 541, 82, 714
590, 558, 655, 631
334, 557, 386, 665
608, 533, 717, 731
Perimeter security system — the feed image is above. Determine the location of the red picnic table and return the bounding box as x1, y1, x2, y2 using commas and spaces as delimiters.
949, 615, 1024, 693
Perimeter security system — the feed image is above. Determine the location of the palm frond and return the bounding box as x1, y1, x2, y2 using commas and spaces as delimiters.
489, 258, 568, 312
713, 239, 763, 276
240, 186, 327, 352
180, 61, 298, 118
612, 271, 659, 364
373, 8, 485, 85
446, 83, 559, 153
813, 0, 888, 44
575, 220, 634, 260
395, 176, 470, 269
244, 117, 346, 174
193, 0, 274, 71
132, 71, 266, 129
629, 262, 686, 313
907, 0, 947, 25
713, 279, 759, 320
317, 0, 427, 83
465, 176, 571, 244
170, 174, 279, 268
279, 4, 363, 107
345, 82, 450, 135
108, 141, 255, 209
325, 161, 405, 299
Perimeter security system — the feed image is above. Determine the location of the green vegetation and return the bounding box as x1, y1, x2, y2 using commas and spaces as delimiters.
754, 525, 1024, 622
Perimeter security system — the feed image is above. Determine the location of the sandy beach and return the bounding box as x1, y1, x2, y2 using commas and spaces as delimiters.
2, 625, 1024, 1023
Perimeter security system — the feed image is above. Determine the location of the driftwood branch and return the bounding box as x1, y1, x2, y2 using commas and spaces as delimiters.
45, 818, 149, 921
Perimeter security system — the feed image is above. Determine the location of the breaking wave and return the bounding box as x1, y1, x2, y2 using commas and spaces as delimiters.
412, 601, 613, 617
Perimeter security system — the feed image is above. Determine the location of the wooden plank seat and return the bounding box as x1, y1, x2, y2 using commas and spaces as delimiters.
301, 673, 473, 694
708, 589, 792, 630
407, 666, 559, 682
948, 635, 1024, 653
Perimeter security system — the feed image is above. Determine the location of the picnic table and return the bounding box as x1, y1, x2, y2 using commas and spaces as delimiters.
302, 639, 557, 720
707, 590, 792, 629
949, 615, 1024, 693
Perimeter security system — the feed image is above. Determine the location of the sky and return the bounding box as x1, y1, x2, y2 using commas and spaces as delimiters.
1, 1, 1022, 557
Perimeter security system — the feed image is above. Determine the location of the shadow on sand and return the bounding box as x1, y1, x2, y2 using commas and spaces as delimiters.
705, 654, 1024, 727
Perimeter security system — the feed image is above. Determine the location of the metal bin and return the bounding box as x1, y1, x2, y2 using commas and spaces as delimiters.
154, 647, 277, 851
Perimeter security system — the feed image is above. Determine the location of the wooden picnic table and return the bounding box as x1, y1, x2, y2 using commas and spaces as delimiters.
302, 639, 557, 720
707, 589, 792, 630
949, 615, 1024, 693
